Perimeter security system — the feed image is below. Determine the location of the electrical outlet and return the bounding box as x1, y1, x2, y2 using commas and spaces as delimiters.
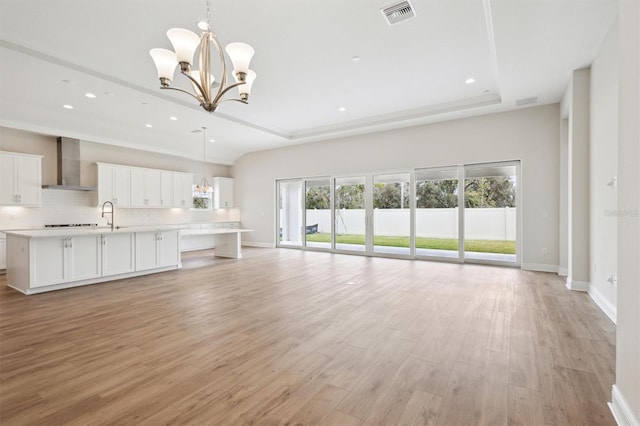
541, 247, 548, 255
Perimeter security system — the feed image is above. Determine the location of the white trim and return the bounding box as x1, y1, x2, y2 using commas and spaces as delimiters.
558, 267, 568, 276
242, 241, 274, 248
566, 278, 590, 291
588, 285, 617, 324
522, 262, 559, 273
609, 385, 640, 426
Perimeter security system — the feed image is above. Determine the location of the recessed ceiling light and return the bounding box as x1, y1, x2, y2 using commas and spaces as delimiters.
465, 78, 476, 84
351, 56, 361, 62
209, 139, 216, 143
338, 106, 346, 112
169, 116, 178, 121
84, 92, 96, 99
62, 79, 72, 84
482, 89, 491, 94
104, 92, 114, 96
63, 104, 74, 110
145, 124, 153, 128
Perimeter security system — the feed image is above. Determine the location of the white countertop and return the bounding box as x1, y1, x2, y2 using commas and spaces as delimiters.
180, 228, 253, 236
5, 224, 183, 238
4, 225, 253, 238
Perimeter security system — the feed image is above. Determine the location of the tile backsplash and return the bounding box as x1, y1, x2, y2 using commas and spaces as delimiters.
0, 189, 240, 230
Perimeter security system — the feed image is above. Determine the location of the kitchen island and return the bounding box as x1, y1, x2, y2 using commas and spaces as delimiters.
6, 225, 182, 294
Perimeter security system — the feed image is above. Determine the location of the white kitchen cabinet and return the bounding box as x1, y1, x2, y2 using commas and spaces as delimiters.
101, 232, 135, 276
32, 235, 101, 288
0, 152, 42, 206
97, 163, 131, 207
0, 233, 7, 270
131, 168, 161, 207
135, 230, 180, 271
67, 235, 102, 282
173, 172, 193, 208
213, 177, 234, 209
160, 171, 174, 207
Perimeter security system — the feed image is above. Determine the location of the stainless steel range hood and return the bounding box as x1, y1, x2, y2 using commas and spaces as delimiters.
42, 137, 97, 191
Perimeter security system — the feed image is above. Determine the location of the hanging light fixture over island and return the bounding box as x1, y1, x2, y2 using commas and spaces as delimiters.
149, 0, 256, 113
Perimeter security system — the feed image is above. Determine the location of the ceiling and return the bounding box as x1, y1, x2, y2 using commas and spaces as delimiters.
0, 0, 617, 165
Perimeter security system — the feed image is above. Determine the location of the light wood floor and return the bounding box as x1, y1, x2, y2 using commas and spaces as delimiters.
0, 248, 616, 425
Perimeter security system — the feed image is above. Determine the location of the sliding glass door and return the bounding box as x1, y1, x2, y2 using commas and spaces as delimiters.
463, 162, 519, 265
334, 176, 367, 253
305, 178, 331, 250
276, 160, 519, 267
373, 173, 412, 256
277, 180, 303, 247
415, 167, 461, 260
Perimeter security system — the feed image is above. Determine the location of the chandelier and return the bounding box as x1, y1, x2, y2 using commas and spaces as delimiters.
149, 0, 256, 113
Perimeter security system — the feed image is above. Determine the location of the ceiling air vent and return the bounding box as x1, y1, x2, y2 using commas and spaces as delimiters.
381, 1, 416, 26
515, 96, 538, 107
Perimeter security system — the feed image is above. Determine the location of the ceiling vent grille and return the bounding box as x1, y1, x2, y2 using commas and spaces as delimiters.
515, 96, 538, 106
381, 1, 416, 25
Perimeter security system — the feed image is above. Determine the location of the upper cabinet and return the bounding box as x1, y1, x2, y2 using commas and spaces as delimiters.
97, 163, 192, 209
173, 172, 193, 208
0, 151, 42, 206
213, 177, 234, 209
97, 163, 131, 207
159, 171, 174, 208
130, 168, 161, 207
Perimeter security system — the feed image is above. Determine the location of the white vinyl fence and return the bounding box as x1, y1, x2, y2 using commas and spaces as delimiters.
300, 208, 516, 240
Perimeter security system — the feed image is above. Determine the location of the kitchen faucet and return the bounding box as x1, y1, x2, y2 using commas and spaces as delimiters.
101, 201, 114, 231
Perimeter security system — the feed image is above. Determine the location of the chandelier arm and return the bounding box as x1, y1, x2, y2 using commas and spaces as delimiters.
180, 70, 207, 100
216, 98, 248, 105
160, 86, 205, 103
210, 34, 228, 102
211, 81, 247, 105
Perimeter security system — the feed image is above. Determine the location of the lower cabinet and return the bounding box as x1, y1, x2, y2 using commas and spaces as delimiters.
135, 230, 180, 271
32, 235, 102, 288
8, 229, 180, 294
102, 232, 135, 276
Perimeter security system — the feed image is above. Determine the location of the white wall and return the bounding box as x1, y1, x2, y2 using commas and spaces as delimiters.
234, 105, 560, 270
589, 20, 619, 320
613, 0, 640, 423
565, 68, 592, 290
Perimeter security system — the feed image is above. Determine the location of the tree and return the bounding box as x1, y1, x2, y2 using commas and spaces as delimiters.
373, 183, 409, 208
416, 179, 458, 208
306, 186, 330, 209
336, 184, 364, 209
464, 177, 515, 208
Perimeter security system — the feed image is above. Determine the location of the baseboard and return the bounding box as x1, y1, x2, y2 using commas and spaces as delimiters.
242, 241, 275, 248
609, 384, 640, 426
566, 278, 590, 291
558, 267, 568, 277
522, 263, 558, 273
589, 285, 617, 324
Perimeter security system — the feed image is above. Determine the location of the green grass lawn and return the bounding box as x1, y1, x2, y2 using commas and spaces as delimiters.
305, 233, 515, 254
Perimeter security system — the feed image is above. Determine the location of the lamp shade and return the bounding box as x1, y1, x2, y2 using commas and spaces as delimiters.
149, 48, 178, 81
167, 28, 201, 65
225, 42, 254, 75
237, 69, 257, 96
